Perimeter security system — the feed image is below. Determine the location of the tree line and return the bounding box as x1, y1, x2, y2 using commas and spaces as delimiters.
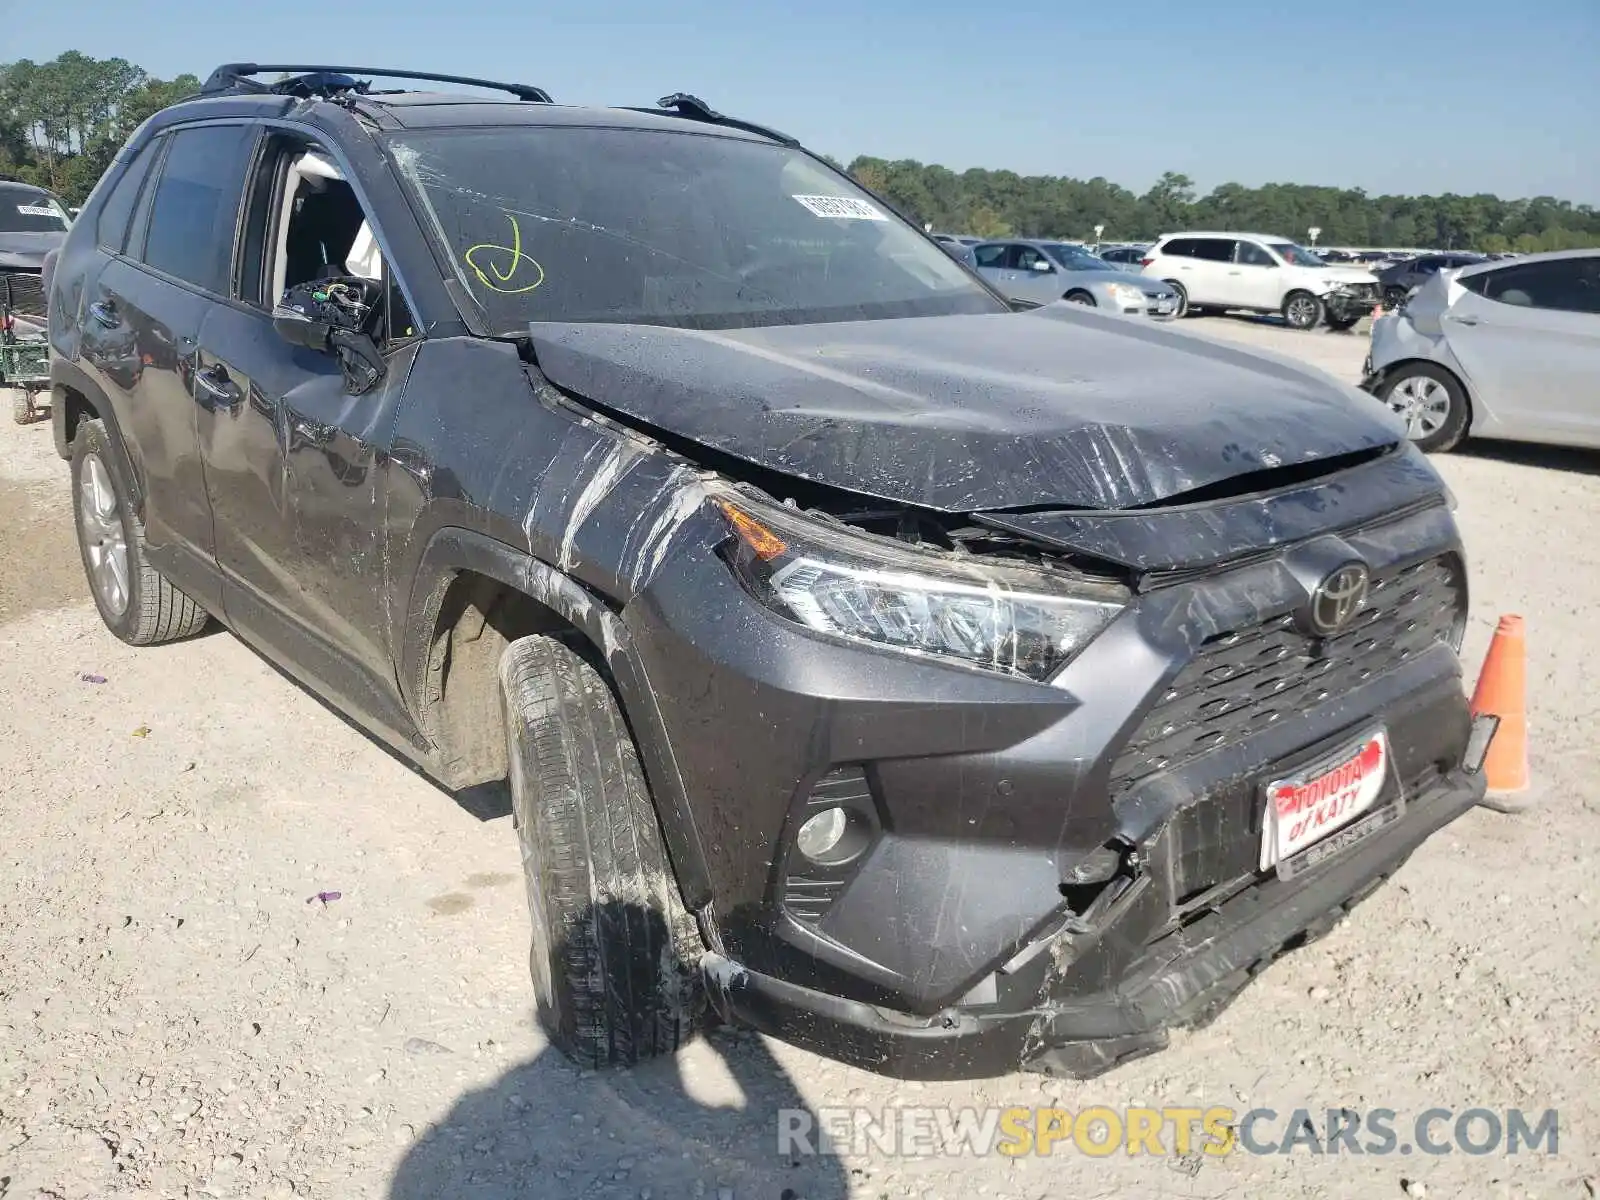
1, 53, 199, 204
4, 53, 1597, 256
844, 161, 1600, 254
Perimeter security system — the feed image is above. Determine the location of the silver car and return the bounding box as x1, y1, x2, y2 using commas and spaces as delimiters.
972, 239, 1179, 318
1360, 249, 1600, 452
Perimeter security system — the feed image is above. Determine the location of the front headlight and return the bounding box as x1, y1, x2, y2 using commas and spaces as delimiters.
715, 497, 1126, 682
1107, 283, 1146, 306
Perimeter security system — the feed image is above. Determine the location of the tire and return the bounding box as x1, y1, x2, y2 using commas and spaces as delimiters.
1063, 290, 1096, 306
1283, 291, 1324, 330
1163, 280, 1189, 317
1375, 363, 1470, 453
70, 418, 210, 644
499, 634, 703, 1068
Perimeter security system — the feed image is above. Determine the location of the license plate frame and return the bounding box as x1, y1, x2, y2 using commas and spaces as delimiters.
1259, 728, 1400, 879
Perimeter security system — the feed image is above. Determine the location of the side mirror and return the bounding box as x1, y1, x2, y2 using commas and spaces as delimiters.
272, 304, 333, 351
1030, 259, 1052, 272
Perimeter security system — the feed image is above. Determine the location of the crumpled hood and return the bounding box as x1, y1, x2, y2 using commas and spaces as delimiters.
1317, 266, 1380, 287
0, 231, 65, 271
526, 307, 1402, 512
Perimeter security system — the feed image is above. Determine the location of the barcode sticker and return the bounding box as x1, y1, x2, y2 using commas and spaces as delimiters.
791, 195, 886, 221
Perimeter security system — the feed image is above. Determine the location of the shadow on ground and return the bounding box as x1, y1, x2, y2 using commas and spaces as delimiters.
1456, 438, 1600, 476
389, 902, 852, 1200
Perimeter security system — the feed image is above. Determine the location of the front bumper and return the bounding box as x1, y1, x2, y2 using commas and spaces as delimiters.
1323, 286, 1381, 321
704, 743, 1483, 1079
623, 486, 1472, 1076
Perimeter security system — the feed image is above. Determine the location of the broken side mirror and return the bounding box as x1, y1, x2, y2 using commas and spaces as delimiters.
272, 304, 333, 351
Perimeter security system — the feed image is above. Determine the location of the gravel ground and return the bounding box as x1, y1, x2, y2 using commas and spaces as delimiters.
2, 318, 1596, 1199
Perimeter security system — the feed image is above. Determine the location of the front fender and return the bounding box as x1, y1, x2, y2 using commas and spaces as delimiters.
399, 526, 715, 912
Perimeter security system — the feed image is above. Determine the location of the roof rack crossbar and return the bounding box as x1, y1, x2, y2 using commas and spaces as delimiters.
201, 63, 552, 104
628, 93, 799, 146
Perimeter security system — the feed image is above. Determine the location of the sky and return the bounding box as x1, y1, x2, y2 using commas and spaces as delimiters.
6, 0, 1598, 204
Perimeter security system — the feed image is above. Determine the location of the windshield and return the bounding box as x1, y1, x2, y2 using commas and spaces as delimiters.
1043, 244, 1111, 272
1267, 242, 1327, 267
388, 127, 1001, 331
0, 190, 70, 234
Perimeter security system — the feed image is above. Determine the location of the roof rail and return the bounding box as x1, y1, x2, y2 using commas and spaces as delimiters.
200, 63, 552, 103
627, 93, 798, 147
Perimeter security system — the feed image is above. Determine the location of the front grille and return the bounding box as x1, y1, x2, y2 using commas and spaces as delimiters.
1, 271, 47, 319
1110, 555, 1462, 795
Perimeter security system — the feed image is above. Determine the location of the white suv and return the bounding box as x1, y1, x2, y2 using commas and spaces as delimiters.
1140, 232, 1381, 330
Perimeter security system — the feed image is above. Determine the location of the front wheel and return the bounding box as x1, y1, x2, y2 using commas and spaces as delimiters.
1163, 280, 1189, 318
500, 635, 704, 1068
1283, 291, 1325, 330
1375, 363, 1469, 453
1063, 290, 1096, 306
70, 419, 209, 644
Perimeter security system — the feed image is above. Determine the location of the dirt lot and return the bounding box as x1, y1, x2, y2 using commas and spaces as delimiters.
2, 318, 1596, 1199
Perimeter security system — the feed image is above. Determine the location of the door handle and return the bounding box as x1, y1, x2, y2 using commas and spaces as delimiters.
1448, 314, 1481, 326
195, 365, 243, 408
88, 300, 120, 328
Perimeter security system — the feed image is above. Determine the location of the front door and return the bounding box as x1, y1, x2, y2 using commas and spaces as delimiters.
193, 133, 420, 736
1231, 240, 1285, 309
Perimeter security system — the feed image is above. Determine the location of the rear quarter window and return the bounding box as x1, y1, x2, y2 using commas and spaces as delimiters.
95, 144, 158, 254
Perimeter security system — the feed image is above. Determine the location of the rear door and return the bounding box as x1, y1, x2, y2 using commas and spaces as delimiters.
76, 123, 259, 607
1182, 237, 1240, 305
1448, 257, 1600, 444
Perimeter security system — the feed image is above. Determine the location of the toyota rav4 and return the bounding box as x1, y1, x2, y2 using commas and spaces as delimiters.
47, 65, 1489, 1080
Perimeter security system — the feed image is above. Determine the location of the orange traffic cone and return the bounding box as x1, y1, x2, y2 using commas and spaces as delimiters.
1468, 615, 1534, 812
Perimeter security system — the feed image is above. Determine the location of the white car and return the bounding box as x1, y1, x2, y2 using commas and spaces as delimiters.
1139, 232, 1382, 330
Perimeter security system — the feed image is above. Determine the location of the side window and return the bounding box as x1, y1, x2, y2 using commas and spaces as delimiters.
240, 134, 419, 345
1012, 245, 1053, 273
1236, 241, 1276, 266
140, 124, 258, 295
1414, 256, 1443, 274
1192, 238, 1234, 263
95, 143, 158, 254
972, 243, 1007, 269
1162, 238, 1196, 258
1469, 259, 1600, 315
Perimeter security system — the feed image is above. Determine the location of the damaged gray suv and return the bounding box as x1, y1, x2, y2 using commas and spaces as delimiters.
48, 65, 1490, 1080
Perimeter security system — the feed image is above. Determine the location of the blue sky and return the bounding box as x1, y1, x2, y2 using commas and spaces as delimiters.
8, 0, 1598, 203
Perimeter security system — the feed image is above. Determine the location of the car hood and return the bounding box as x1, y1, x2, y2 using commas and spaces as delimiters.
0, 230, 66, 270
525, 307, 1404, 513
1317, 266, 1380, 286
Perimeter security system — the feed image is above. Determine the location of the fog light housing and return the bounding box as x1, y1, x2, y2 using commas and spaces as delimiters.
796, 806, 870, 866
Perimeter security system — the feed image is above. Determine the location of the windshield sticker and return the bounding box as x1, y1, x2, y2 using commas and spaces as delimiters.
791, 195, 887, 221
17, 204, 59, 217
464, 212, 546, 294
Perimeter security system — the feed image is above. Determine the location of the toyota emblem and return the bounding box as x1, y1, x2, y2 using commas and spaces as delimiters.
1304, 563, 1370, 636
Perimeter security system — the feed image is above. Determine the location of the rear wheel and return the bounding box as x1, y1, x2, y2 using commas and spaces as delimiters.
1283, 291, 1324, 330
70, 418, 209, 644
1063, 290, 1096, 306
1375, 363, 1470, 453
500, 634, 704, 1068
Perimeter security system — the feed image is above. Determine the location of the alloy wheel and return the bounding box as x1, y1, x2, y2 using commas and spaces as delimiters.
78, 452, 130, 617
1387, 375, 1451, 439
